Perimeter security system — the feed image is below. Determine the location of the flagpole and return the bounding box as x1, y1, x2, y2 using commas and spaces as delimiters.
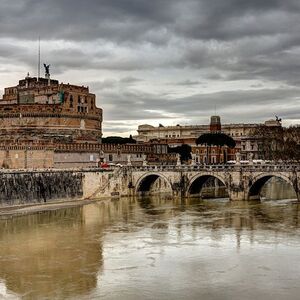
38, 37, 40, 81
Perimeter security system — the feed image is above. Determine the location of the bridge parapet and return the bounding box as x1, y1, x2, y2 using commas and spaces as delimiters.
124, 164, 300, 173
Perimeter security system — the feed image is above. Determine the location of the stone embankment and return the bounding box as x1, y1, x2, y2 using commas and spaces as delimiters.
0, 169, 90, 207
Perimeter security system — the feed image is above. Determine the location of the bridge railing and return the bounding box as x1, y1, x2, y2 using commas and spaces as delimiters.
1, 164, 298, 175
122, 164, 300, 172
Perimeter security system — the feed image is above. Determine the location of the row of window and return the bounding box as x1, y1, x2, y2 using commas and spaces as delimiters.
230, 132, 246, 136
69, 94, 94, 111
78, 106, 88, 113
108, 153, 144, 161
69, 95, 88, 103
241, 145, 255, 150
146, 132, 247, 138
165, 134, 180, 138
5, 88, 17, 95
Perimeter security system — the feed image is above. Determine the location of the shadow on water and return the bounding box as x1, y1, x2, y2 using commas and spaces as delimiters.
137, 194, 174, 215
260, 177, 297, 201
189, 176, 229, 199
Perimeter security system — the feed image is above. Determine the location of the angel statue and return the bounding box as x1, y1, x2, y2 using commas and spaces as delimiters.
43, 63, 50, 76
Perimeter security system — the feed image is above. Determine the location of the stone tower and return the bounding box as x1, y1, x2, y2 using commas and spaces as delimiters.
210, 115, 221, 132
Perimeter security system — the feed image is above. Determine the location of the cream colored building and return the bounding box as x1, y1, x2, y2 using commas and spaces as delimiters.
136, 118, 282, 160
136, 122, 267, 143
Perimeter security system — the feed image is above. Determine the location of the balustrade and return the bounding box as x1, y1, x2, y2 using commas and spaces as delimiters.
118, 163, 299, 173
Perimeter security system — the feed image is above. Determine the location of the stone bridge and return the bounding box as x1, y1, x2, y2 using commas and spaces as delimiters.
84, 164, 300, 201
0, 164, 299, 207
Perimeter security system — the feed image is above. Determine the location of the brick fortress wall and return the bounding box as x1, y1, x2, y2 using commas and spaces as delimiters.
0, 142, 170, 169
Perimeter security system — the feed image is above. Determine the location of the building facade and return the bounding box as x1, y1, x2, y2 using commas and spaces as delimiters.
136, 117, 282, 161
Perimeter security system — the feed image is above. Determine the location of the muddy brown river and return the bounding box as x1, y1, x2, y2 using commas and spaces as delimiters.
0, 180, 300, 299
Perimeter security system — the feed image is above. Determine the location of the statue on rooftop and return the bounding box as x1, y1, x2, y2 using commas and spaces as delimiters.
127, 154, 132, 166
43, 63, 50, 77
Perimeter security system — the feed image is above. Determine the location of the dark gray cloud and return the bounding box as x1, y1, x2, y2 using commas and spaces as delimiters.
0, 0, 174, 42
1, 0, 298, 46
1, 0, 300, 135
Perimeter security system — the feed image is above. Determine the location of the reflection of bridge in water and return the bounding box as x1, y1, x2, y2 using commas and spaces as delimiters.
87, 164, 300, 201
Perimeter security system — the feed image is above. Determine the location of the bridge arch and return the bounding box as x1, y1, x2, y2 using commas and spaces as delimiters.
187, 173, 228, 197
248, 173, 296, 200
135, 172, 173, 194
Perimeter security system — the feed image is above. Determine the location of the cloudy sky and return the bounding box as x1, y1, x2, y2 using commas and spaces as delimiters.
1, 0, 300, 136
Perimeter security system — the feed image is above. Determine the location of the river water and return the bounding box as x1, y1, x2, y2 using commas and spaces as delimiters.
0, 181, 300, 299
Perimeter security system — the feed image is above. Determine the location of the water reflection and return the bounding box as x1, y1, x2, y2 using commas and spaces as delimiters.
0, 188, 300, 299
261, 177, 297, 200
0, 208, 103, 299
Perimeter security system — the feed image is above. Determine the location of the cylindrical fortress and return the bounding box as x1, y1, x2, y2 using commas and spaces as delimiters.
0, 76, 102, 144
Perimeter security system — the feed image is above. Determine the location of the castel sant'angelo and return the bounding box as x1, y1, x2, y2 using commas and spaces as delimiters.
0, 66, 163, 169
0, 65, 106, 168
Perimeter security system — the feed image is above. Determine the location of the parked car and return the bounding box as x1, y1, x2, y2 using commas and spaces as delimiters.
100, 163, 109, 168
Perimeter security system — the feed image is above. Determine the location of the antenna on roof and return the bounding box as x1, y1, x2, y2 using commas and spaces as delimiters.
37, 36, 40, 81
214, 104, 217, 116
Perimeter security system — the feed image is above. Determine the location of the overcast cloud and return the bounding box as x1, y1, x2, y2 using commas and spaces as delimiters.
1, 0, 300, 136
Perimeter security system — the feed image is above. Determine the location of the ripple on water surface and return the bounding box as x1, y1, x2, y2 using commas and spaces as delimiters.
0, 195, 300, 299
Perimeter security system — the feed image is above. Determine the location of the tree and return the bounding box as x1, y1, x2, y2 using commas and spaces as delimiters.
168, 144, 192, 162
252, 125, 300, 162
196, 132, 236, 148
102, 135, 137, 144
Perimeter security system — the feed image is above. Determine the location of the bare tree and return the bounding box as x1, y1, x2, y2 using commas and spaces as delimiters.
252, 125, 300, 162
